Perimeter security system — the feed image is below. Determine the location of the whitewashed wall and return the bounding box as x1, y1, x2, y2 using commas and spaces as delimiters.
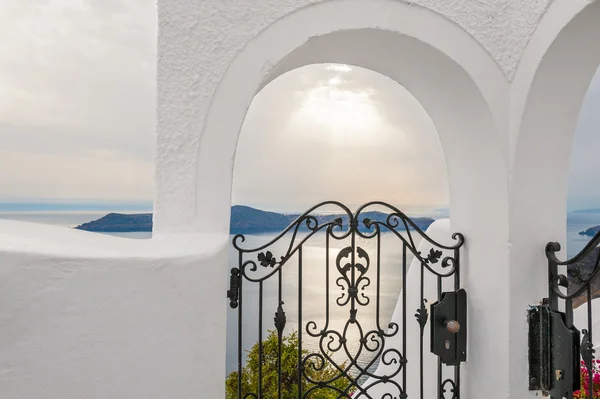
0, 221, 227, 398
2, 0, 600, 398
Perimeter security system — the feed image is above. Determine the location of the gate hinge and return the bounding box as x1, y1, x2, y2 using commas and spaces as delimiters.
430, 289, 467, 365
528, 304, 580, 398
227, 268, 240, 309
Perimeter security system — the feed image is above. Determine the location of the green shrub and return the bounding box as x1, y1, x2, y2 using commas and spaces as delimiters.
226, 330, 356, 399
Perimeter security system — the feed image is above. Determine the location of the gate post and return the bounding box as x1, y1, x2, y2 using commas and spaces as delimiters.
450, 211, 512, 399
507, 179, 569, 399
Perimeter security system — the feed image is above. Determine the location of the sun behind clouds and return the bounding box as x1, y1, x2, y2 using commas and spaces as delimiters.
233, 63, 449, 212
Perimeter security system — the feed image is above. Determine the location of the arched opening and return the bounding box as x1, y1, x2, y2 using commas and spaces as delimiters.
512, 0, 600, 245
226, 62, 450, 396
195, 2, 507, 396
231, 63, 449, 214
511, 0, 600, 394
567, 66, 600, 257
565, 65, 600, 368
195, 26, 505, 235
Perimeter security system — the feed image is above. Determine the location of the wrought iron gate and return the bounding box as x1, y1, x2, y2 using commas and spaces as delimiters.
528, 231, 600, 399
227, 201, 466, 399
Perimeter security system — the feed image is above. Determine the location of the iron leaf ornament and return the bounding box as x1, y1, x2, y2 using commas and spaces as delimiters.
582, 329, 595, 373
258, 251, 277, 267
274, 301, 286, 334
569, 265, 586, 284
415, 299, 429, 330
425, 248, 443, 264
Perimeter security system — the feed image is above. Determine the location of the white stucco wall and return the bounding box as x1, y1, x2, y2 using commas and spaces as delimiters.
0, 221, 227, 398
2, 0, 600, 398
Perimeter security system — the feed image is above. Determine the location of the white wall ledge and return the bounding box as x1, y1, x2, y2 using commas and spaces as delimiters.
0, 219, 227, 259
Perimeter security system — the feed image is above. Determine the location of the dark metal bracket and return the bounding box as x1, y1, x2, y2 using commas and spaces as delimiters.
430, 289, 467, 365
528, 304, 580, 398
227, 268, 240, 309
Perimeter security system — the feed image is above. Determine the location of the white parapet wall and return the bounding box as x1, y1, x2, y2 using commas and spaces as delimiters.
0, 219, 228, 399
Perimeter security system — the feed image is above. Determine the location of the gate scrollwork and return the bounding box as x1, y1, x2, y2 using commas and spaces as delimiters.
539, 231, 600, 398
228, 201, 465, 399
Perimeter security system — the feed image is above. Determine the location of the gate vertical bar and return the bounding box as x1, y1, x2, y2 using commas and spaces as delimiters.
277, 269, 283, 399
237, 252, 243, 399
258, 281, 263, 398
565, 297, 573, 328
419, 262, 425, 399
351, 217, 357, 324
588, 286, 593, 397
376, 228, 381, 337
402, 242, 407, 397
548, 255, 558, 311
326, 229, 330, 332
437, 275, 442, 399
455, 247, 461, 398
298, 247, 303, 399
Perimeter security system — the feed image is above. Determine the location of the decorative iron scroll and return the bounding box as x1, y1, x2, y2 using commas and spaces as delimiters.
228, 201, 465, 399
546, 230, 600, 399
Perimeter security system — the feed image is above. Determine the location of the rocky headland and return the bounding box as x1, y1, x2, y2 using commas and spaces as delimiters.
75, 205, 436, 234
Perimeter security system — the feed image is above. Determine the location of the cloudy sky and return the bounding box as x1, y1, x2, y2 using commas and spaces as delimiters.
232, 64, 447, 213
0, 1, 599, 212
0, 0, 156, 204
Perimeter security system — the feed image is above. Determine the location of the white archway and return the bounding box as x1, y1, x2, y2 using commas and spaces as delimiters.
195, 1, 510, 397
510, 0, 600, 395
195, 1, 507, 233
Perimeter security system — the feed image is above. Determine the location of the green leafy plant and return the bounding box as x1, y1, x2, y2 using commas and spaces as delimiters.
226, 330, 356, 399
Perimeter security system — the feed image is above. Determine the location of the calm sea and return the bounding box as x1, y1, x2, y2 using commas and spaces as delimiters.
1, 210, 598, 375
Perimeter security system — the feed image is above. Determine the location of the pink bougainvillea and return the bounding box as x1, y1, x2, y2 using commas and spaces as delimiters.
575, 360, 600, 399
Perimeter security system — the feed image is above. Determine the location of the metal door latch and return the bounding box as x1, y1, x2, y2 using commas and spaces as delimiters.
430, 289, 467, 365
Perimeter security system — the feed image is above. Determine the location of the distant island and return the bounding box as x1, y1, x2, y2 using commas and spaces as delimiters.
75, 205, 436, 234
76, 213, 153, 233
579, 225, 600, 237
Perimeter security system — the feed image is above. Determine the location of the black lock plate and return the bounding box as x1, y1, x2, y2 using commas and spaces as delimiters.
528, 305, 580, 398
430, 289, 467, 365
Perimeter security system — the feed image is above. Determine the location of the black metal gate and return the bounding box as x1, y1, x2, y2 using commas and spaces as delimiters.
529, 231, 600, 398
227, 201, 466, 399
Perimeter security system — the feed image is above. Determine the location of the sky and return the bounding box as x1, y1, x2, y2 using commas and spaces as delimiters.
0, 1, 599, 212
0, 0, 156, 204
232, 64, 448, 213
568, 77, 600, 211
